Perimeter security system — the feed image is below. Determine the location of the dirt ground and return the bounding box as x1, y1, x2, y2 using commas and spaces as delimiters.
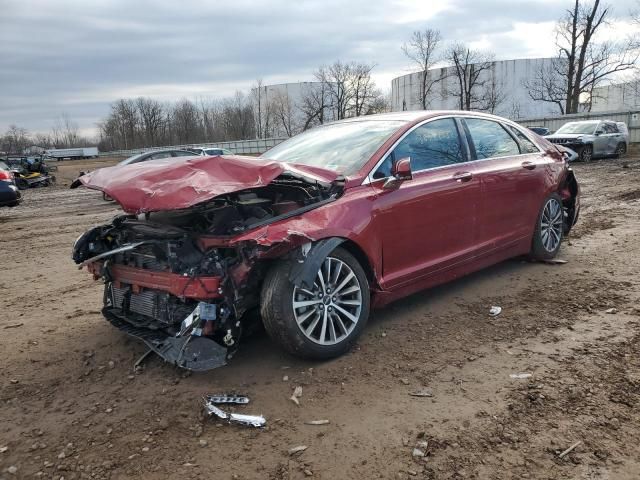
1, 154, 639, 480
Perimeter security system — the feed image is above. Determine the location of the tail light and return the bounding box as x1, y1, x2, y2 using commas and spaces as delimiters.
0, 170, 13, 182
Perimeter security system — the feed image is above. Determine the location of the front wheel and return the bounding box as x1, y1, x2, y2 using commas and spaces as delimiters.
579, 145, 593, 162
260, 247, 370, 360
530, 194, 564, 260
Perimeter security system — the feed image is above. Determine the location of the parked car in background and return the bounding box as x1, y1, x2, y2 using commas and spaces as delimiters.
528, 126, 550, 136
546, 120, 627, 161
117, 149, 196, 166
0, 161, 22, 207
71, 149, 197, 200
188, 147, 234, 156
72, 111, 580, 371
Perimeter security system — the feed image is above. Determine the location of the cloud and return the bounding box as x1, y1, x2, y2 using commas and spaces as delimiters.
0, 0, 637, 135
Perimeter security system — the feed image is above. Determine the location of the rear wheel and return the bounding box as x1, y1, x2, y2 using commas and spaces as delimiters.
614, 143, 627, 158
579, 145, 593, 162
530, 194, 564, 260
261, 247, 370, 360
15, 178, 28, 190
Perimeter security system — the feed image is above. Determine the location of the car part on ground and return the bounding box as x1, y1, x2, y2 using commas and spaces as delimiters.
206, 394, 250, 405
203, 396, 266, 428
72, 111, 580, 371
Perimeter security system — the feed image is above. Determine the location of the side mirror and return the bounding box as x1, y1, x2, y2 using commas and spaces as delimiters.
383, 157, 412, 189
594, 130, 603, 136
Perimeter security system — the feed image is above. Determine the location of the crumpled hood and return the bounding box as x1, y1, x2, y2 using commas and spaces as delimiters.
76, 155, 339, 214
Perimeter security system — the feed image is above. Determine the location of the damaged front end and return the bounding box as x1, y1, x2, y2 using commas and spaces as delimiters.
73, 165, 344, 371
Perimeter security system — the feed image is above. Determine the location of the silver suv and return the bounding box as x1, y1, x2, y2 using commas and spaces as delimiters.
546, 120, 628, 161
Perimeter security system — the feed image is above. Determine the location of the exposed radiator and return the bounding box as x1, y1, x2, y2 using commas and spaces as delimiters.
109, 283, 193, 326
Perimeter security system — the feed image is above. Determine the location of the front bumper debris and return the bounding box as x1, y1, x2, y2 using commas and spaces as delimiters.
103, 307, 228, 371
203, 396, 266, 428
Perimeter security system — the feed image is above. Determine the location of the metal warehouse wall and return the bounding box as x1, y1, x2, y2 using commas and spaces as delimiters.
518, 110, 640, 143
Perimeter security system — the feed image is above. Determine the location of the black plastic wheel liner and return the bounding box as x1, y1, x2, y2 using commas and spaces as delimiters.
102, 308, 228, 371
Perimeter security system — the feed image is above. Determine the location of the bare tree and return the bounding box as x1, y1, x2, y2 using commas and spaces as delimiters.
271, 91, 296, 137
446, 43, 495, 110
315, 61, 354, 120
527, 0, 639, 114
298, 82, 331, 131
251, 79, 275, 139
479, 73, 507, 114
2, 125, 30, 154
350, 63, 379, 116
314, 61, 382, 120
136, 97, 165, 146
402, 29, 443, 109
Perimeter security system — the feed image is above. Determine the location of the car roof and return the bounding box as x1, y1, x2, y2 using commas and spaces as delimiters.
326, 110, 526, 126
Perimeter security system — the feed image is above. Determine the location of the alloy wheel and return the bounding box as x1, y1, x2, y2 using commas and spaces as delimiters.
581, 146, 592, 162
292, 256, 363, 345
540, 198, 563, 252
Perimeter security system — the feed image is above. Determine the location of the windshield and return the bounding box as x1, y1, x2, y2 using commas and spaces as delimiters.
263, 120, 404, 175
556, 122, 599, 135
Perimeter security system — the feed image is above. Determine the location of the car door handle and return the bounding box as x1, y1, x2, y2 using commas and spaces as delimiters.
452, 172, 473, 183
521, 161, 536, 170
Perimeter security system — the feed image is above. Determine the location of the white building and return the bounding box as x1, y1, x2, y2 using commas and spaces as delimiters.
252, 81, 336, 138
391, 58, 561, 119
591, 80, 640, 112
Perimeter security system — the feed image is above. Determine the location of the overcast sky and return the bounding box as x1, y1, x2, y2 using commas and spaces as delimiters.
1, 0, 637, 136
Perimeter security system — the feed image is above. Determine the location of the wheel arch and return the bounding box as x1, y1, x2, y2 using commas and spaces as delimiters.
287, 236, 380, 292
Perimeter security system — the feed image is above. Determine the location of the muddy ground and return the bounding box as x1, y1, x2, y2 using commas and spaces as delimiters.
1, 154, 639, 480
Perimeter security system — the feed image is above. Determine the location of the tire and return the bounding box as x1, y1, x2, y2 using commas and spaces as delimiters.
530, 193, 564, 260
260, 246, 371, 360
579, 145, 593, 162
614, 143, 627, 158
15, 178, 29, 190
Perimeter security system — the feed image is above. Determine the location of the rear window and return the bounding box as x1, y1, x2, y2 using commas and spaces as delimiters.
0, 161, 8, 170
508, 126, 540, 154
465, 118, 520, 159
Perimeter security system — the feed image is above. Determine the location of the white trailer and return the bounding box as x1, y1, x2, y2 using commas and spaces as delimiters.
45, 147, 99, 159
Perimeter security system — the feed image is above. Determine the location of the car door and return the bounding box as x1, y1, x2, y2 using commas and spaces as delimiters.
462, 118, 548, 253
603, 122, 621, 153
368, 117, 481, 289
592, 122, 609, 156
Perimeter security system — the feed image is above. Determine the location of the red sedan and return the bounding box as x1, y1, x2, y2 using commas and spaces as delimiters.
73, 111, 579, 370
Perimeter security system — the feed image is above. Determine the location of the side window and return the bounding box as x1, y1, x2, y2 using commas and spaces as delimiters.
373, 118, 464, 178
172, 151, 194, 157
603, 123, 618, 134
150, 152, 172, 160
465, 118, 520, 159
507, 125, 540, 154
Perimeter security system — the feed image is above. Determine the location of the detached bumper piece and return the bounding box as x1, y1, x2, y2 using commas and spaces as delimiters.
103, 307, 228, 371
203, 396, 266, 428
